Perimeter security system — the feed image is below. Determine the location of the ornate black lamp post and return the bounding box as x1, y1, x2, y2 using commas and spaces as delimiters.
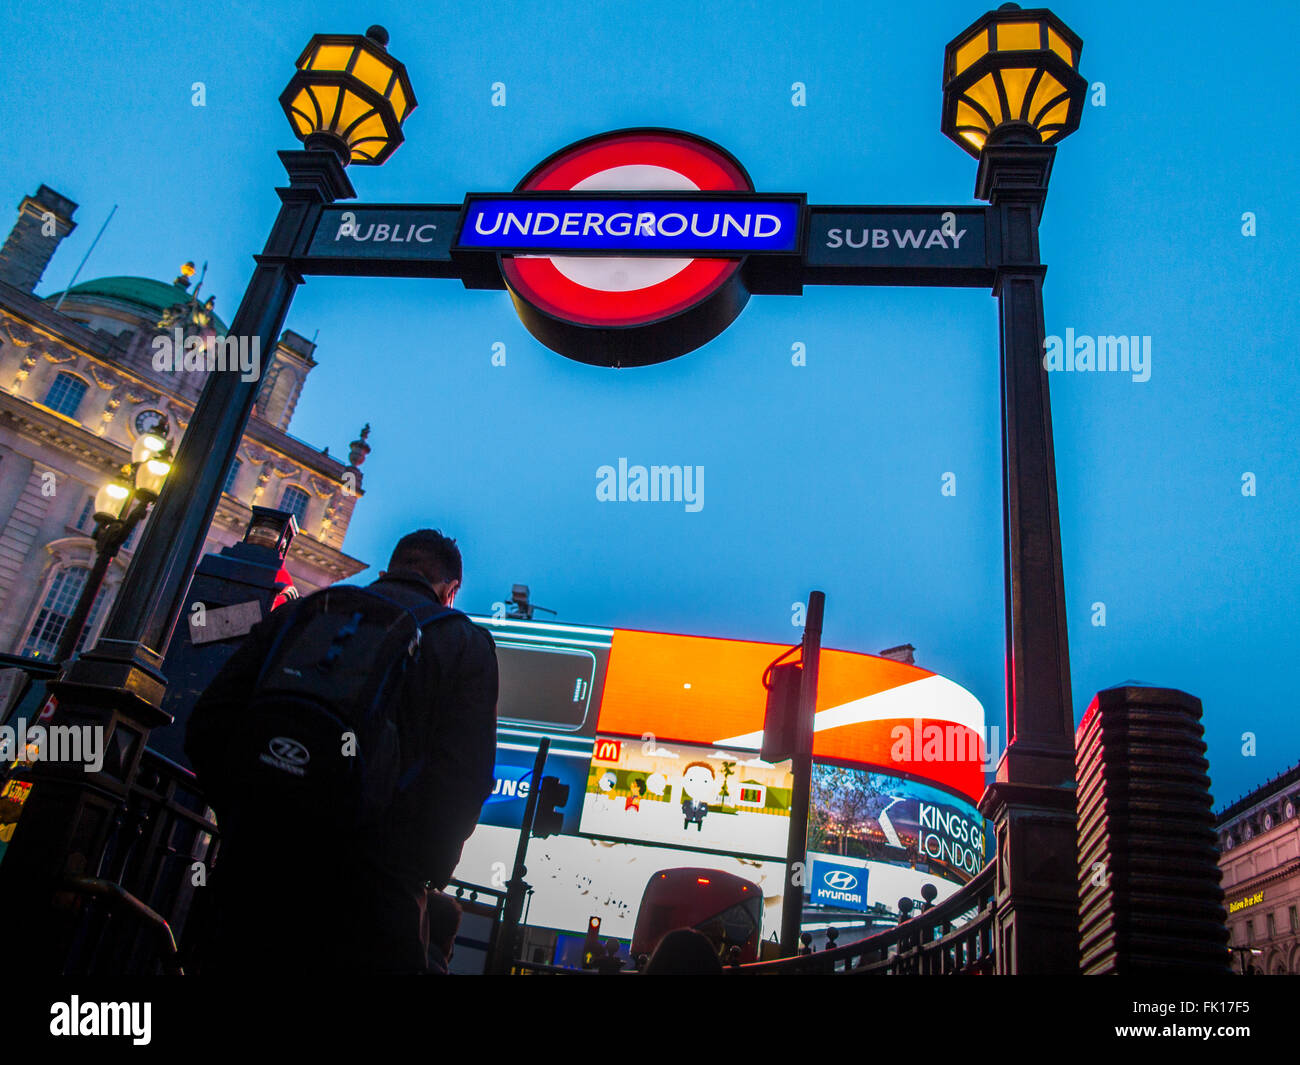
53, 426, 174, 664
0, 26, 416, 971
942, 3, 1088, 974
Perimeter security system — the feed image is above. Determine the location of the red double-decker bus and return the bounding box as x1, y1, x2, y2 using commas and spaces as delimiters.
630, 867, 764, 964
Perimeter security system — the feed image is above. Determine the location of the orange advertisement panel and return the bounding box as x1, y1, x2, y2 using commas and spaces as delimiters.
595, 629, 987, 804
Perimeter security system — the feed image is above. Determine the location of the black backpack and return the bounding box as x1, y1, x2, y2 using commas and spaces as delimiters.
223, 585, 462, 835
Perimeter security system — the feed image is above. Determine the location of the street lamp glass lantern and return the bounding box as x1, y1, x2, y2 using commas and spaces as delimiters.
243, 506, 299, 560
134, 457, 170, 501
131, 431, 168, 465
94, 480, 131, 523
941, 4, 1086, 158
280, 25, 417, 165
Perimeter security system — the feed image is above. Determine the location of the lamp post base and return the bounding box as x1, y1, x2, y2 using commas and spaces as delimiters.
980, 776, 1079, 974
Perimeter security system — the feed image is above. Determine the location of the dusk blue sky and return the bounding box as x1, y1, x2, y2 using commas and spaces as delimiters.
3, 0, 1296, 809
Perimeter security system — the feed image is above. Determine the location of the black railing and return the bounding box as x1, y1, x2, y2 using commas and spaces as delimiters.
2, 654, 219, 974
63, 747, 220, 975
730, 863, 997, 975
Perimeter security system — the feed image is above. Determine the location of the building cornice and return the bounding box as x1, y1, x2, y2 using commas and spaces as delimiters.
0, 389, 128, 471
0, 281, 118, 358
2, 302, 360, 487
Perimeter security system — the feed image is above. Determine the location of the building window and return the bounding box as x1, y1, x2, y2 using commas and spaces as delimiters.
1246, 919, 1254, 943
1266, 912, 1276, 938
1289, 905, 1297, 933
20, 566, 108, 659
223, 459, 242, 495
75, 495, 94, 531
44, 372, 89, 418
279, 485, 309, 527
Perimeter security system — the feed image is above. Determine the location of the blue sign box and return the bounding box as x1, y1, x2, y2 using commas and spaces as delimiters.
479, 744, 590, 834
457, 195, 803, 255
810, 858, 871, 912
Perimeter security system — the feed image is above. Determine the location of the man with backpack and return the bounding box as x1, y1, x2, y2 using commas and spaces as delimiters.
185, 528, 498, 974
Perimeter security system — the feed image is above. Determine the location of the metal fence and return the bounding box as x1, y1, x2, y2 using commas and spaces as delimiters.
2, 654, 218, 975
62, 747, 220, 975
731, 863, 996, 975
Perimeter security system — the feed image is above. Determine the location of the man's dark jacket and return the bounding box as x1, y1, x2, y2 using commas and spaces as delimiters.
184, 571, 498, 973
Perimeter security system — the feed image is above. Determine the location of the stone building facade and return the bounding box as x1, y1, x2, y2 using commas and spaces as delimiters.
1216, 761, 1300, 975
0, 184, 370, 662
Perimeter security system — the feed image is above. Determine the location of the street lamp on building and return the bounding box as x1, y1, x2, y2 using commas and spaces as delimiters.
54, 428, 173, 663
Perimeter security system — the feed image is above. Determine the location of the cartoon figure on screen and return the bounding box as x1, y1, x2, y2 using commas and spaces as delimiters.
625, 777, 646, 813
681, 761, 720, 831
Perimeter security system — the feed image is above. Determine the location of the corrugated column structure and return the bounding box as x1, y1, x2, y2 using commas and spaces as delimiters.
1075, 685, 1229, 974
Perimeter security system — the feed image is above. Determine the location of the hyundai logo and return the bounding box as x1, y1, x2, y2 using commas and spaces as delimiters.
269, 737, 310, 766
823, 870, 859, 891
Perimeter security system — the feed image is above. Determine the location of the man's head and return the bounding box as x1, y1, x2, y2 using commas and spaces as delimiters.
383, 528, 462, 606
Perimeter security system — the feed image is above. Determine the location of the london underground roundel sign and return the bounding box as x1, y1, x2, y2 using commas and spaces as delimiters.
498, 129, 758, 368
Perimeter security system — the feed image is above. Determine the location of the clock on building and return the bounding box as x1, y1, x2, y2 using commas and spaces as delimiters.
133, 408, 168, 437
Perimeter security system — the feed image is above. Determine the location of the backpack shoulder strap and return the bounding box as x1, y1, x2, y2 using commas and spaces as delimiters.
358, 587, 464, 632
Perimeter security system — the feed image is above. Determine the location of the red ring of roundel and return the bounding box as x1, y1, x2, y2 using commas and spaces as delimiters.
500, 132, 753, 329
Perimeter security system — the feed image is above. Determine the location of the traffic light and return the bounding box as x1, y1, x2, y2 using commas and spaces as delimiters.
761, 660, 802, 763
532, 774, 568, 838
581, 916, 602, 968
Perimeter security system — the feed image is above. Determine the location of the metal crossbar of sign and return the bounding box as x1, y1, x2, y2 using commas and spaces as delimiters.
303, 205, 462, 277
297, 201, 993, 284
803, 206, 991, 286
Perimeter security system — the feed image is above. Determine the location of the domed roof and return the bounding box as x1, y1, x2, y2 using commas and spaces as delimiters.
51, 275, 229, 333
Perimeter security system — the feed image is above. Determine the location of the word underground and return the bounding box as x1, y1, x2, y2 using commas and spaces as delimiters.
151, 328, 261, 383
596, 459, 703, 512
50, 997, 151, 1046
0, 720, 104, 772
1043, 329, 1151, 382
461, 199, 799, 252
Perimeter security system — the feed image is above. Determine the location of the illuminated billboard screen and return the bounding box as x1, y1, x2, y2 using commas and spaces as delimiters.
595, 628, 987, 805
490, 620, 611, 736
454, 616, 989, 948
581, 736, 792, 858
456, 825, 788, 941
810, 764, 986, 884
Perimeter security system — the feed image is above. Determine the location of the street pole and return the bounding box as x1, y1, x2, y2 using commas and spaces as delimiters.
488, 738, 549, 975
974, 136, 1079, 975
780, 590, 823, 957
0, 149, 354, 971
53, 502, 143, 665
